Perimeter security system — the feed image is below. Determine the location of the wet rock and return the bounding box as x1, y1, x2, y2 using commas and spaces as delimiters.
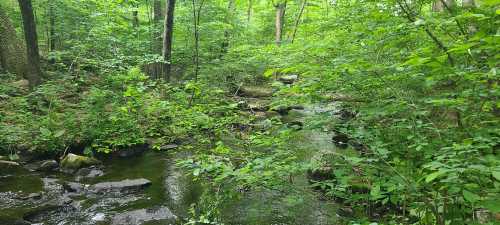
331, 131, 349, 148
92, 213, 106, 222
60, 153, 101, 171
20, 192, 42, 200
90, 178, 152, 193
238, 86, 273, 98
63, 182, 85, 193
278, 74, 298, 84
0, 160, 20, 166
75, 167, 104, 180
163, 144, 179, 150
111, 207, 177, 225
24, 160, 58, 172
0, 219, 31, 225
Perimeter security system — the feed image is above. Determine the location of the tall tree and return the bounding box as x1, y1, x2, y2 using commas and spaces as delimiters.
18, 0, 41, 87
153, 0, 163, 54
162, 0, 176, 81
247, 0, 253, 25
274, 1, 287, 46
0, 5, 27, 76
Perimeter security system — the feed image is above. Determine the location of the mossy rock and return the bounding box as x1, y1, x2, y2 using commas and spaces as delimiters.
60, 153, 101, 170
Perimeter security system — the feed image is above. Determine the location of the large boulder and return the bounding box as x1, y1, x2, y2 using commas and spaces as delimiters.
90, 178, 152, 193
238, 86, 273, 98
60, 154, 100, 171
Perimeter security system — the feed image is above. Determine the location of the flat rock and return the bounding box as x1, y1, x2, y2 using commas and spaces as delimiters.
111, 207, 177, 225
75, 167, 104, 181
0, 160, 20, 166
90, 178, 152, 193
24, 160, 58, 172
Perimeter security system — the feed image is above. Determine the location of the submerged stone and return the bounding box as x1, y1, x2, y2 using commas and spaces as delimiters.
90, 178, 152, 193
111, 207, 177, 225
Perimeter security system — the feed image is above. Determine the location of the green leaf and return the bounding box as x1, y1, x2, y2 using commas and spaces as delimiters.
463, 190, 480, 203
425, 170, 447, 183
492, 171, 500, 181
53, 130, 66, 138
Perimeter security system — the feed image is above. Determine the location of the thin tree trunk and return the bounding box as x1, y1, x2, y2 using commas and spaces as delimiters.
291, 0, 306, 43
162, 0, 176, 81
132, 10, 139, 28
48, 0, 56, 64
247, 0, 253, 25
221, 0, 235, 55
18, 0, 41, 87
275, 2, 287, 46
189, 0, 204, 107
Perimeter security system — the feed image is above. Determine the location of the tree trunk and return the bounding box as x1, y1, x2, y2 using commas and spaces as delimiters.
132, 10, 139, 28
221, 0, 235, 55
162, 0, 176, 81
291, 0, 306, 43
275, 2, 287, 46
48, 0, 56, 64
153, 0, 163, 54
0, 5, 27, 76
18, 0, 41, 87
247, 0, 253, 25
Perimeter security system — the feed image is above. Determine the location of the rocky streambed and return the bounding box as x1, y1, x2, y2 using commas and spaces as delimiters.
0, 150, 196, 225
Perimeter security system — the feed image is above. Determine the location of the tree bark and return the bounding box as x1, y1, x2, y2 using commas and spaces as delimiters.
247, 0, 253, 25
18, 0, 41, 87
291, 0, 306, 43
275, 2, 287, 46
48, 0, 56, 64
153, 0, 163, 54
0, 5, 27, 76
162, 0, 176, 81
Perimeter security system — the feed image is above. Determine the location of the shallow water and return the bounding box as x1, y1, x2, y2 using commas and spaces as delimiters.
0, 104, 343, 225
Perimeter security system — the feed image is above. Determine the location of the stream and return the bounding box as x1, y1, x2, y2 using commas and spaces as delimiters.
1, 94, 345, 225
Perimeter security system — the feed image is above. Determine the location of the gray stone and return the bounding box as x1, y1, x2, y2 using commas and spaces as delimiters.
111, 207, 177, 225
90, 178, 152, 193
63, 182, 85, 193
75, 167, 104, 180
278, 74, 298, 84
92, 213, 106, 222
25, 160, 58, 172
